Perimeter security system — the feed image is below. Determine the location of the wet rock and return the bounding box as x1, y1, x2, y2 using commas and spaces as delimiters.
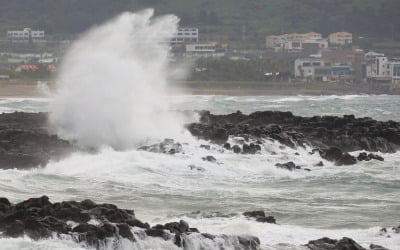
357, 152, 371, 161
188, 165, 205, 171
242, 143, 261, 154
201, 233, 215, 240
200, 144, 210, 150
117, 223, 134, 240
3, 220, 24, 237
126, 219, 150, 229
357, 152, 384, 162
0, 112, 75, 170
243, 211, 276, 224
275, 161, 299, 171
306, 237, 366, 250
322, 147, 344, 162
368, 153, 384, 161
188, 111, 400, 166
370, 244, 389, 250
138, 139, 183, 155
202, 155, 216, 163
0, 196, 261, 249
145, 228, 167, 239
322, 147, 357, 166
238, 235, 261, 250
315, 161, 324, 167
232, 145, 241, 154
336, 153, 357, 166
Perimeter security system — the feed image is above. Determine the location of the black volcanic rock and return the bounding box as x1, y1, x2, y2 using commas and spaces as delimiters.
188, 111, 400, 165
137, 138, 183, 155
0, 112, 74, 169
275, 161, 298, 171
306, 237, 366, 250
243, 210, 276, 224
0, 196, 261, 249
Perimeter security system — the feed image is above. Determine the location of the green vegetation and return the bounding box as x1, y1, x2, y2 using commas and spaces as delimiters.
0, 0, 399, 48
190, 58, 292, 81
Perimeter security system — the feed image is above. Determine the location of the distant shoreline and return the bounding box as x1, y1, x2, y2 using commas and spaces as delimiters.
0, 79, 398, 97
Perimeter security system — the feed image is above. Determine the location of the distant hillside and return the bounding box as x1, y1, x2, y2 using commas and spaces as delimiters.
0, 0, 398, 44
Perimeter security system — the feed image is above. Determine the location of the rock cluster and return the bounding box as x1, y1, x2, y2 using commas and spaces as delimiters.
275, 161, 312, 172
306, 237, 392, 250
188, 111, 396, 165
242, 211, 276, 224
0, 196, 260, 249
137, 138, 183, 155
306, 237, 366, 250
0, 112, 74, 169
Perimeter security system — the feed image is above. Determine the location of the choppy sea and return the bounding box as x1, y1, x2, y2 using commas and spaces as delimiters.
0, 95, 399, 250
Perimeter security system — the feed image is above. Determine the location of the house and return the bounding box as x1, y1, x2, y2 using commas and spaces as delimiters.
322, 48, 365, 82
389, 60, 400, 84
7, 28, 45, 43
184, 42, 226, 57
266, 32, 327, 52
366, 56, 392, 82
322, 48, 364, 66
171, 28, 198, 44
294, 58, 325, 79
15, 64, 39, 72
295, 57, 357, 82
331, 65, 354, 81
328, 32, 352, 46
365, 51, 385, 61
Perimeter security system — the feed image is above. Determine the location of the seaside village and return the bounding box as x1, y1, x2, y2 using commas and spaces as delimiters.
0, 27, 399, 90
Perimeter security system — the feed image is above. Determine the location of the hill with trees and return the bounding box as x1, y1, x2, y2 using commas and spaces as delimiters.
0, 0, 398, 45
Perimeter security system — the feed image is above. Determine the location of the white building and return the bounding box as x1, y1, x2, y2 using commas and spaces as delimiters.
171, 28, 198, 44
365, 51, 385, 61
184, 43, 225, 58
7, 28, 45, 43
390, 61, 400, 84
266, 32, 327, 52
294, 58, 325, 79
328, 32, 352, 46
366, 56, 392, 81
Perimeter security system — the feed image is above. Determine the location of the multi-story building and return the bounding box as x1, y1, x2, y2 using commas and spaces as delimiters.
322, 48, 365, 82
364, 51, 385, 61
389, 60, 400, 84
184, 43, 225, 57
266, 32, 327, 52
7, 28, 45, 43
171, 28, 198, 44
328, 32, 353, 46
294, 58, 325, 79
366, 56, 392, 81
295, 57, 356, 82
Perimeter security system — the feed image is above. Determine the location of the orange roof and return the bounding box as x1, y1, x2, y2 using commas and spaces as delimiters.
16, 64, 39, 72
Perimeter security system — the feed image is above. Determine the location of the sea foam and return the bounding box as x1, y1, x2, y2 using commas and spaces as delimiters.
49, 9, 186, 149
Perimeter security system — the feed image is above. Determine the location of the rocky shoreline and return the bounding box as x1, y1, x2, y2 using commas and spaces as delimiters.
0, 112, 75, 169
0, 196, 261, 249
0, 111, 399, 249
0, 196, 396, 250
1, 110, 399, 169
188, 110, 400, 166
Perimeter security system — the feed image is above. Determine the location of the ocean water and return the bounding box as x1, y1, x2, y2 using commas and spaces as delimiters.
0, 95, 399, 250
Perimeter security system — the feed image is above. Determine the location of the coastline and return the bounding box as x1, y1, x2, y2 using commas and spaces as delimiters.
0, 79, 398, 97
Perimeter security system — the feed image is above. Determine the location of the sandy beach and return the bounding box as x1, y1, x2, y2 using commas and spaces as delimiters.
0, 80, 397, 98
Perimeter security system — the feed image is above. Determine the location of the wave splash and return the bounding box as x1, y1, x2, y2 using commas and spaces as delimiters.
49, 9, 185, 149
